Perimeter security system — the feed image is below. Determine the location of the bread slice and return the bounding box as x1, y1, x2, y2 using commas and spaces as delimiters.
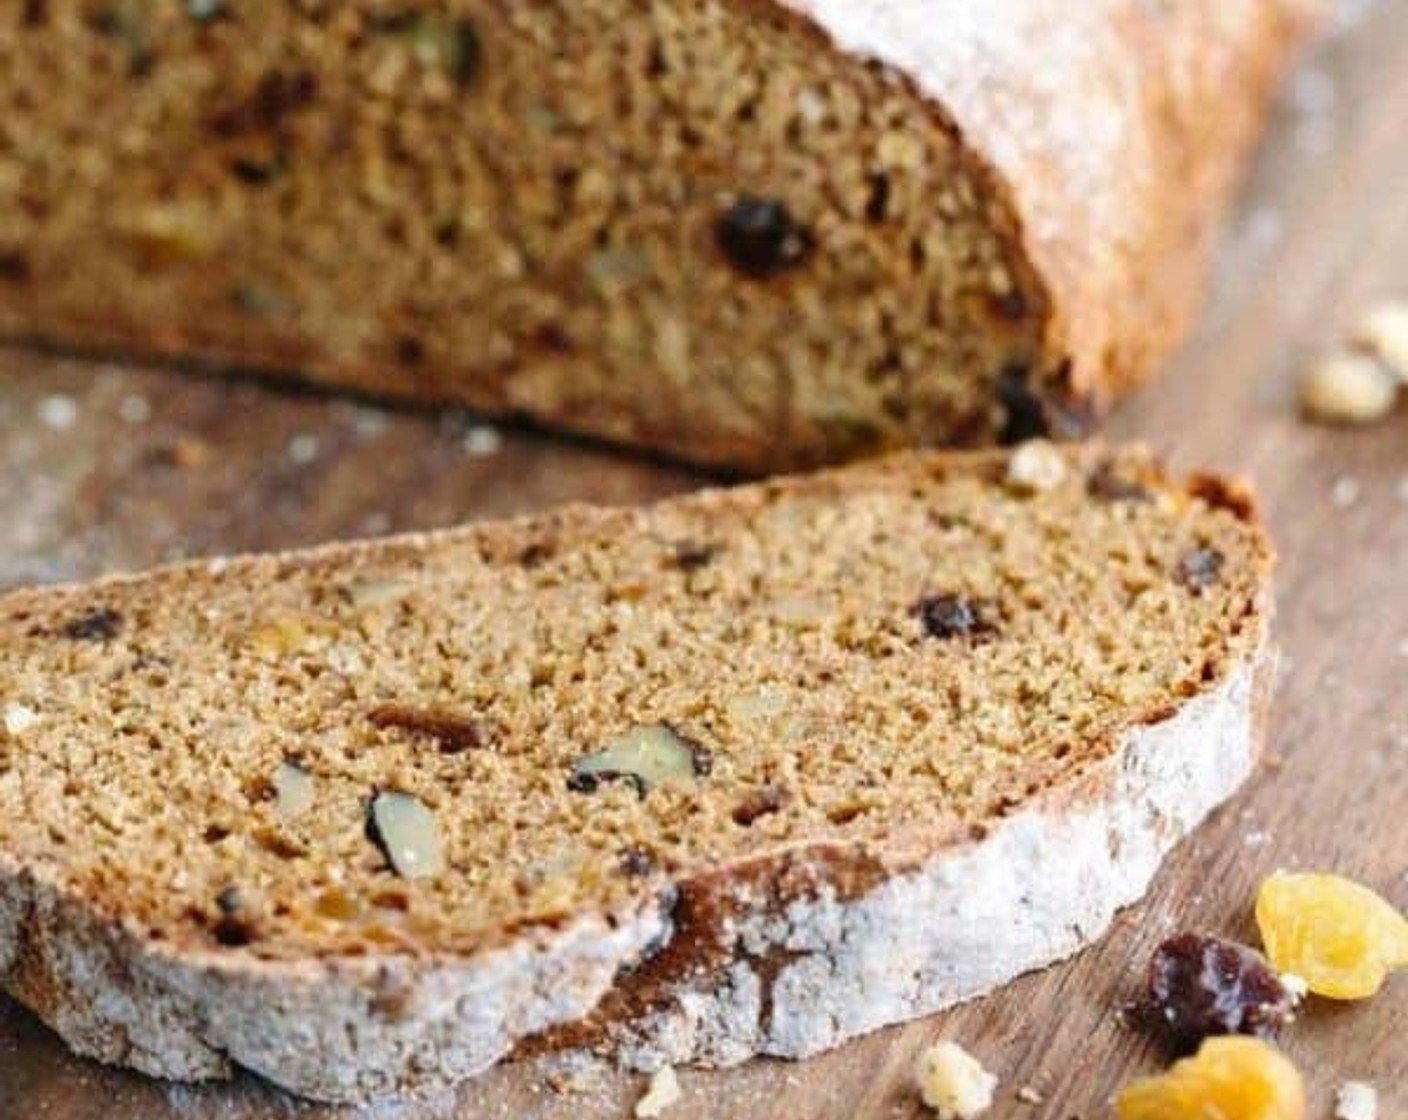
0, 2, 1316, 470
0, 444, 1273, 1101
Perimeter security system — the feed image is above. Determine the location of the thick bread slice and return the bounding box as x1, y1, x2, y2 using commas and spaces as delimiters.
0, 445, 1273, 1101
0, 2, 1317, 470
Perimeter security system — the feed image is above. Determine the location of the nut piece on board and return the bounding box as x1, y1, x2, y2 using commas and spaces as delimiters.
634, 1066, 681, 1118
1299, 352, 1398, 426
915, 1041, 997, 1119
1352, 300, 1408, 381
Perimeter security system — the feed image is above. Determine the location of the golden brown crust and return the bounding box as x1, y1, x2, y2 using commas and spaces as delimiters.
775, 0, 1323, 415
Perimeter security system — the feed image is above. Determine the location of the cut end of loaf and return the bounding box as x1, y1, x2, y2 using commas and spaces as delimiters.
0, 1, 1063, 469
0, 444, 1273, 1099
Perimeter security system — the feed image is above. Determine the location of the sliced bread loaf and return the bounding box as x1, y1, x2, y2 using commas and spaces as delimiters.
0, 444, 1273, 1101
0, 2, 1317, 469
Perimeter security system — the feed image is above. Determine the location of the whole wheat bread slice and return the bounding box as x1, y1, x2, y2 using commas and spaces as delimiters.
0, 444, 1273, 1101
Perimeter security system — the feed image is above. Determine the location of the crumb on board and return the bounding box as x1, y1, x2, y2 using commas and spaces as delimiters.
463, 424, 504, 458
118, 394, 152, 424
1280, 972, 1309, 1005
351, 407, 391, 438
1300, 352, 1398, 426
288, 433, 321, 465
915, 1041, 997, 1119
634, 1066, 681, 1118
1016, 1085, 1044, 1105
1335, 1080, 1378, 1120
1352, 300, 1408, 380
1330, 476, 1361, 508
38, 393, 78, 431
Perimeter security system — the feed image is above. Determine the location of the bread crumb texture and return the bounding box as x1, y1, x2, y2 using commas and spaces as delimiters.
0, 447, 1269, 964
1334, 1081, 1378, 1120
915, 1040, 997, 1119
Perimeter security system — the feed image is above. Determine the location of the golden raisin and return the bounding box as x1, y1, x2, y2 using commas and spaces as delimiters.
1255, 871, 1408, 1000
1115, 1036, 1304, 1120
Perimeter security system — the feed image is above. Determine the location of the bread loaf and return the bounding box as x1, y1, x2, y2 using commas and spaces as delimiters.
0, 444, 1274, 1100
0, 1, 1317, 470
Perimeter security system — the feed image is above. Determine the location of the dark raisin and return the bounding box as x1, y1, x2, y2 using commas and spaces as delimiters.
1139, 933, 1294, 1049
715, 196, 813, 279
566, 770, 603, 794
517, 542, 553, 568
732, 785, 786, 826
1176, 548, 1225, 593
864, 173, 891, 223
987, 289, 1030, 322
60, 608, 123, 642
567, 768, 648, 799
532, 322, 574, 354
915, 594, 991, 640
1087, 461, 1153, 504
0, 251, 29, 281
212, 914, 255, 946
210, 69, 319, 137
671, 540, 719, 572
438, 19, 481, 85
228, 152, 288, 185
394, 335, 426, 367
211, 886, 256, 945
367, 704, 492, 754
433, 218, 461, 247
996, 366, 1048, 445
23, 0, 48, 26
619, 846, 655, 877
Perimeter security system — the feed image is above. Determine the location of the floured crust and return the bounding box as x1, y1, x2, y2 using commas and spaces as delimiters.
0, 873, 674, 1100
779, 0, 1323, 413
579, 658, 1270, 1069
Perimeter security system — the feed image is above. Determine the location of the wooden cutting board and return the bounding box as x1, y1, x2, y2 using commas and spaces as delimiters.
1, 5, 1404, 1117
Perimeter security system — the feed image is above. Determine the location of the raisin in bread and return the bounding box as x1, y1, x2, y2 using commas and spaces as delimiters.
0, 444, 1273, 1101
0, 2, 1318, 470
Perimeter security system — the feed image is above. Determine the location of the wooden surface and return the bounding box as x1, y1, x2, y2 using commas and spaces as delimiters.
1, 3, 1405, 1116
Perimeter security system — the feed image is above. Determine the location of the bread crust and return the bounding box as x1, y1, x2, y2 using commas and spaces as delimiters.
0, 654, 1270, 1101
776, 0, 1322, 414
594, 657, 1271, 1070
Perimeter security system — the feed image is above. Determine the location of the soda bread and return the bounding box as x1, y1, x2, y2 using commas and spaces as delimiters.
0, 444, 1273, 1100
0, 1, 1318, 470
